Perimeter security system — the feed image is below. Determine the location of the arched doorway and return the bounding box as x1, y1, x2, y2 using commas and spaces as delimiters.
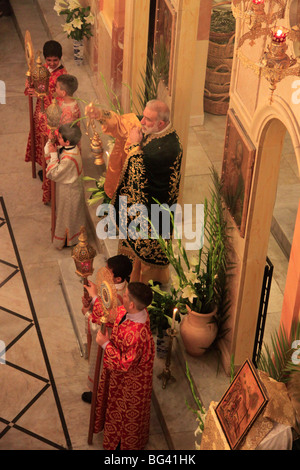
261, 131, 300, 351
232, 116, 300, 365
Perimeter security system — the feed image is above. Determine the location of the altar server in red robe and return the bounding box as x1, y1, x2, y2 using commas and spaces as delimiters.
94, 282, 155, 450
24, 40, 67, 200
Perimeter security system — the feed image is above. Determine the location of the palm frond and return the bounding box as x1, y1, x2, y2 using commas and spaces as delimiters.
258, 321, 300, 403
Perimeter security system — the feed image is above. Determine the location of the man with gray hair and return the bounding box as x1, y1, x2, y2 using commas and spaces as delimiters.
85, 100, 182, 284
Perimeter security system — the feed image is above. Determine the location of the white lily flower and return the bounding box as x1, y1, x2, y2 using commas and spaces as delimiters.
67, 0, 82, 9
72, 17, 83, 29
54, 0, 67, 14
85, 14, 95, 25
63, 22, 74, 34
54, 5, 64, 14
182, 285, 197, 303
185, 269, 198, 283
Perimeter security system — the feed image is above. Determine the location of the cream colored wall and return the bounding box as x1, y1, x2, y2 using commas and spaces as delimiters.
190, 41, 209, 126
84, 0, 114, 105
190, 0, 213, 125
102, 0, 115, 25
223, 6, 300, 368
96, 12, 113, 94
122, 0, 150, 113
169, 0, 202, 203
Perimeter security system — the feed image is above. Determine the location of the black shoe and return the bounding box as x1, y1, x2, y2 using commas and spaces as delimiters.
81, 391, 92, 403
38, 170, 43, 182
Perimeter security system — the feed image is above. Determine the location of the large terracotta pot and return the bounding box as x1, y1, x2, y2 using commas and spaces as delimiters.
180, 305, 218, 357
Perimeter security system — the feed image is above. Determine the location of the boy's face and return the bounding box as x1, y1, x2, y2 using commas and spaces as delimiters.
45, 56, 60, 70
58, 133, 68, 147
56, 82, 65, 98
122, 288, 132, 312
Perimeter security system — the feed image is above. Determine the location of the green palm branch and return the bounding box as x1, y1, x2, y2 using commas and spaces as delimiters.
258, 321, 300, 402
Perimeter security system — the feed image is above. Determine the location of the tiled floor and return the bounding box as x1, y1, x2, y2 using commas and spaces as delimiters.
0, 197, 71, 450
0, 0, 299, 451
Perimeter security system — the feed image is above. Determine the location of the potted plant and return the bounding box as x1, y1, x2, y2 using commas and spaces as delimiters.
82, 175, 111, 207
54, 0, 94, 65
154, 167, 231, 356
205, 4, 236, 115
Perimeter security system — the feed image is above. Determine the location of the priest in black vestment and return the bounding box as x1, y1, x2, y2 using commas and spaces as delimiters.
85, 99, 182, 285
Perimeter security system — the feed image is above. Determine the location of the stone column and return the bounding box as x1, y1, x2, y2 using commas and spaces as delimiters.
171, 0, 202, 203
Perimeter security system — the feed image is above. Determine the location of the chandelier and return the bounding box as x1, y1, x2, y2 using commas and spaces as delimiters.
232, 0, 300, 103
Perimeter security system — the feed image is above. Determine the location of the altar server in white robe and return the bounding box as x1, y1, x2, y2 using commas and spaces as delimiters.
46, 123, 86, 249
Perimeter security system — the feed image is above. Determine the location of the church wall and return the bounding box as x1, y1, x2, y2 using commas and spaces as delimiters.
83, 0, 115, 105
190, 0, 213, 126
221, 4, 300, 369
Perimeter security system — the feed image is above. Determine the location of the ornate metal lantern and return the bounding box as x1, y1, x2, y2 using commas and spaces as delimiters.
46, 97, 62, 139
72, 226, 96, 279
31, 51, 50, 111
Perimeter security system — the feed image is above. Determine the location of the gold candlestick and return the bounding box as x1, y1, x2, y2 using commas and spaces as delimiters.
157, 328, 177, 389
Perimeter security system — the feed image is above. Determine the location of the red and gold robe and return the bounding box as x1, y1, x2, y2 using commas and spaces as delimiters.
94, 306, 155, 450
85, 281, 126, 390
24, 64, 67, 202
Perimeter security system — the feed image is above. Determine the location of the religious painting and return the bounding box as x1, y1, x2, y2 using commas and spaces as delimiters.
154, 0, 177, 94
221, 109, 256, 237
215, 359, 268, 450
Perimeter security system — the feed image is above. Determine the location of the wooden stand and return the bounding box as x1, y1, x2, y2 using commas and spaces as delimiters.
157, 328, 177, 389
51, 180, 56, 241
28, 94, 36, 178
88, 317, 108, 445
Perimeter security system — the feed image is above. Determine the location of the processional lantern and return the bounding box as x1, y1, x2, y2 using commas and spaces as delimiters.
46, 97, 62, 139
72, 225, 96, 310
72, 226, 96, 280
31, 51, 50, 111
88, 265, 118, 446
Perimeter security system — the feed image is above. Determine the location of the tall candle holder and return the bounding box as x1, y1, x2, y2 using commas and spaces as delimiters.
157, 327, 177, 389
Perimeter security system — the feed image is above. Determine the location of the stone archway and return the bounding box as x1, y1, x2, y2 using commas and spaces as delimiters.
231, 113, 300, 366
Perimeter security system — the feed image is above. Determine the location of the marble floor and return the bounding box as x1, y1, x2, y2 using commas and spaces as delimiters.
0, 0, 299, 451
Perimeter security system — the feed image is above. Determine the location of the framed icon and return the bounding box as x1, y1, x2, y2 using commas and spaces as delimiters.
215, 359, 268, 449
221, 109, 256, 237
